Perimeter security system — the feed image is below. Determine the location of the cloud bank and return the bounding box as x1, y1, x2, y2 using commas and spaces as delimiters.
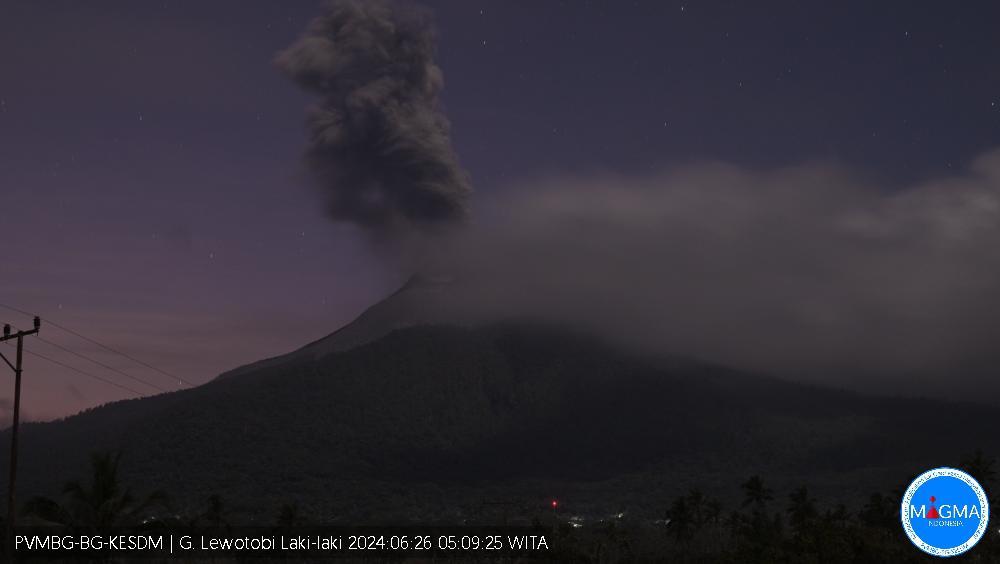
436, 151, 1000, 399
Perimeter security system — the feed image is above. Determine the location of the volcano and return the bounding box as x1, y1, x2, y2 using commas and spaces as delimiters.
217, 274, 471, 381
4, 279, 999, 522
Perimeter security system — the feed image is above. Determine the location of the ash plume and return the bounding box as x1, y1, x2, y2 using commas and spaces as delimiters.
276, 0, 470, 239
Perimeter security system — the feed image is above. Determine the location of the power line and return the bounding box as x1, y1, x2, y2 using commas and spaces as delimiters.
34, 334, 166, 393
0, 316, 135, 539
13, 345, 142, 397
0, 317, 38, 538
42, 318, 192, 388
0, 303, 193, 388
3, 320, 167, 394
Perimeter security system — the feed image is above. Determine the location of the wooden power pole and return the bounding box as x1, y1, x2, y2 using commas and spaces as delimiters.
0, 316, 40, 544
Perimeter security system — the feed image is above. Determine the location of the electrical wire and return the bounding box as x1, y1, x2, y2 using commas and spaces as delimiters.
0, 302, 193, 388
34, 335, 166, 393
15, 346, 143, 397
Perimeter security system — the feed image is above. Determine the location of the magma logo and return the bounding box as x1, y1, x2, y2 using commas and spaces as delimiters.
901, 467, 989, 557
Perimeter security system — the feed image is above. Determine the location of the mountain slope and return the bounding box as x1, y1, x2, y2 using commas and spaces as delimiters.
5, 321, 998, 522
216, 274, 468, 380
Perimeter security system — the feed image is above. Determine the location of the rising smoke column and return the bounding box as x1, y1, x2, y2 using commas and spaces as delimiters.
276, 0, 471, 239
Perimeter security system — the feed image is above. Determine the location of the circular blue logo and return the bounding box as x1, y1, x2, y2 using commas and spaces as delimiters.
901, 467, 989, 557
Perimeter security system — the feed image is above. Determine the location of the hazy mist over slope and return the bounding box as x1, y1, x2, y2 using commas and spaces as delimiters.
395, 150, 1000, 401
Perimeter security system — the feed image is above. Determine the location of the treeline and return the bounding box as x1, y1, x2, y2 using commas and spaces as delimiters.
548, 449, 998, 562
8, 450, 1000, 562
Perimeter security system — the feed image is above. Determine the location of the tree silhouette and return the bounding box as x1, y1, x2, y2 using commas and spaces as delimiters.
741, 476, 773, 509
201, 494, 229, 528
22, 451, 166, 528
823, 503, 849, 528
787, 486, 817, 538
859, 492, 895, 531
665, 487, 723, 546
665, 496, 693, 543
960, 449, 996, 488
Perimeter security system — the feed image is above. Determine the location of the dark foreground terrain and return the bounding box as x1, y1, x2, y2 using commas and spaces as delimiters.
4, 320, 998, 524
6, 314, 1000, 561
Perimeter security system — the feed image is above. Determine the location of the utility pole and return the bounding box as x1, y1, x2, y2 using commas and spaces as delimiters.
0, 317, 39, 547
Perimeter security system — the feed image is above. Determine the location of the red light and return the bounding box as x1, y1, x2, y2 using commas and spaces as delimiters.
551, 499, 558, 509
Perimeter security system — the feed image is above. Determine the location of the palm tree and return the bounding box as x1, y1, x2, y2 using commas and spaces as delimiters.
201, 494, 229, 529
665, 496, 693, 543
685, 488, 706, 526
823, 503, 849, 528
741, 476, 773, 510
23, 451, 166, 529
704, 498, 723, 526
787, 486, 817, 539
859, 492, 894, 531
960, 449, 996, 488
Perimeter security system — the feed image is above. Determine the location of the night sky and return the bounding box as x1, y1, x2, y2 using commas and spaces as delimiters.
3, 0, 1000, 420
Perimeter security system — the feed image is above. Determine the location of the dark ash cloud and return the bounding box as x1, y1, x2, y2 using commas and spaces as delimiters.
276, 0, 471, 240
